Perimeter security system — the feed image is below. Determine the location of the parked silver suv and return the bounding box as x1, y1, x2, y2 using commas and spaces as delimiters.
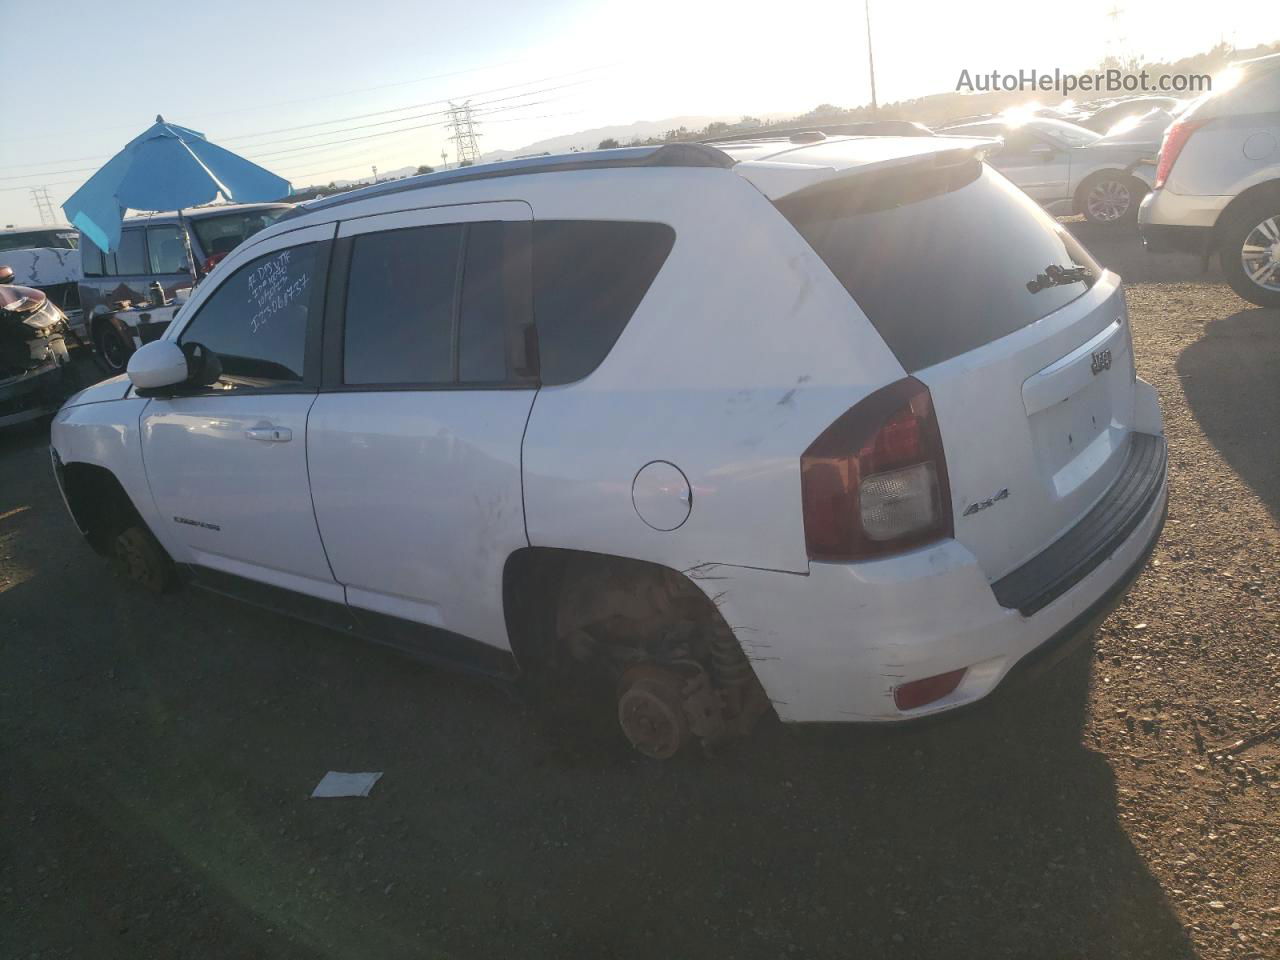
1139, 52, 1280, 306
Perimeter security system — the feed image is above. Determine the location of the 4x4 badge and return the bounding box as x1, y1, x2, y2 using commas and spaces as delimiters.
962, 488, 1009, 517
1091, 349, 1112, 375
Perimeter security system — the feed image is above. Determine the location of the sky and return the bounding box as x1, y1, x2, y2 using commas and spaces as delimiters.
2, 0, 1272, 227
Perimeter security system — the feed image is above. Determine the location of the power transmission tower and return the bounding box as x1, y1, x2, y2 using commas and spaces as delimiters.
1105, 4, 1128, 66
30, 187, 57, 226
446, 101, 482, 166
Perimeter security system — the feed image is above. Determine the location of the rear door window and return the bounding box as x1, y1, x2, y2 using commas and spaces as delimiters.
342, 224, 463, 385
776, 162, 1100, 372
147, 225, 187, 274
532, 221, 675, 385
339, 220, 535, 388
115, 229, 147, 276
458, 220, 531, 383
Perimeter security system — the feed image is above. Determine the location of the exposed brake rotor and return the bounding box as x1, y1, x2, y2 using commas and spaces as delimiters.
617, 664, 690, 760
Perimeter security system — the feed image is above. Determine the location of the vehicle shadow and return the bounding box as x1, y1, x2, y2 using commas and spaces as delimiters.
1064, 219, 1219, 285
1176, 305, 1280, 522
1, 458, 1197, 960
2, 380, 1194, 959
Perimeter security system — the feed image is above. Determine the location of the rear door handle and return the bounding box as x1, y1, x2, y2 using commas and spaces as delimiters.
245, 426, 292, 442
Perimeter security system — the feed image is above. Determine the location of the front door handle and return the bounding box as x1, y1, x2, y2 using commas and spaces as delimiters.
245, 426, 292, 442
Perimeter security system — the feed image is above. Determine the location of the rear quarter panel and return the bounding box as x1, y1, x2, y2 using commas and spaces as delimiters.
1170, 118, 1280, 200
519, 169, 905, 575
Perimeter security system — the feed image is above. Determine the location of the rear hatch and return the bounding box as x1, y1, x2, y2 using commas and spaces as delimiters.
772, 152, 1138, 581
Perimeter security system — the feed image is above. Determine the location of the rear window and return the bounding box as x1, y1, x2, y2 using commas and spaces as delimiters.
533, 221, 674, 385
777, 161, 1100, 372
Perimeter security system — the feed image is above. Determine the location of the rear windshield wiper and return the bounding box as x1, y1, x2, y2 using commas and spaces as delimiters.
1026, 263, 1093, 294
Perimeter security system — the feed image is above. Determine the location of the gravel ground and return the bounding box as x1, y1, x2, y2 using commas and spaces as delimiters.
1, 224, 1277, 960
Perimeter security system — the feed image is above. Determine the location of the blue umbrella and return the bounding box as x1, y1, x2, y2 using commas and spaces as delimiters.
62, 115, 291, 254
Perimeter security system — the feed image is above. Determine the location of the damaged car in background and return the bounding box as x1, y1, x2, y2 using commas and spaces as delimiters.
940, 116, 1162, 224
0, 270, 77, 428
0, 225, 83, 335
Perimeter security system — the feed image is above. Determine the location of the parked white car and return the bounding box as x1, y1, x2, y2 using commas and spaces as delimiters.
1139, 51, 1280, 307
51, 136, 1167, 758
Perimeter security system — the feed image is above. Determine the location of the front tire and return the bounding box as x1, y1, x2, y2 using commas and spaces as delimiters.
1219, 202, 1280, 308
1080, 173, 1144, 226
111, 524, 176, 593
93, 320, 134, 373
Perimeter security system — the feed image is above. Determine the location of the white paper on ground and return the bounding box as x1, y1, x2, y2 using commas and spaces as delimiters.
310, 771, 383, 798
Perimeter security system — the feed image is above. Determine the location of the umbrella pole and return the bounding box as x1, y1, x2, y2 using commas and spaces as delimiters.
176, 208, 201, 286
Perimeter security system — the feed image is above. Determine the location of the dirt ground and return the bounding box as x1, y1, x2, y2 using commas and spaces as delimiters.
2, 223, 1278, 960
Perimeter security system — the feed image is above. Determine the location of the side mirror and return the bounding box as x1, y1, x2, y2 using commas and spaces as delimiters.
127, 340, 222, 395
127, 340, 189, 390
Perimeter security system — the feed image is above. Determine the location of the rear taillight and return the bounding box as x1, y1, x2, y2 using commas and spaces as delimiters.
1154, 118, 1205, 189
800, 377, 953, 561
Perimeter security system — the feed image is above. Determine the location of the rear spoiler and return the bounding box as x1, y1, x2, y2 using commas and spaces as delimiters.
735, 137, 1003, 200
700, 122, 934, 144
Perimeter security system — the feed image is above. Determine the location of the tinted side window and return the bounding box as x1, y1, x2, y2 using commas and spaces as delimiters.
115, 229, 147, 276
459, 221, 531, 383
80, 238, 104, 277
532, 221, 675, 385
343, 225, 462, 385
778, 162, 1101, 372
147, 225, 187, 274
180, 242, 322, 384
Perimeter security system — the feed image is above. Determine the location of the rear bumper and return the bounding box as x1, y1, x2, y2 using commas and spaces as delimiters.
1138, 187, 1230, 253
992, 431, 1165, 615
711, 432, 1168, 723
1139, 222, 1213, 255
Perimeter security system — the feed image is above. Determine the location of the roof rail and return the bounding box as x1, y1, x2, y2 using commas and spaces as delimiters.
291, 142, 735, 216
700, 121, 933, 144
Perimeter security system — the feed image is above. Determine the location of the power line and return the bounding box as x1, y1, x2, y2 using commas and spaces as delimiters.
241, 95, 565, 163
0, 97, 566, 193
222, 67, 605, 144
0, 93, 574, 195
0, 67, 604, 174
275, 110, 585, 182
237, 82, 585, 156
9, 57, 540, 150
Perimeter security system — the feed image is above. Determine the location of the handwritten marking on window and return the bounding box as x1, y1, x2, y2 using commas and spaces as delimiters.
247, 249, 310, 334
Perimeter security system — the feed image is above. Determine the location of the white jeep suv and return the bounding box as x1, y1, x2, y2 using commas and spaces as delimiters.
52, 136, 1167, 758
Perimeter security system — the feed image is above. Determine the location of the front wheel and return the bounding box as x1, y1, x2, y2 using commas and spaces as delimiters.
1081, 173, 1144, 225
111, 524, 176, 593
1219, 203, 1280, 308
93, 321, 134, 373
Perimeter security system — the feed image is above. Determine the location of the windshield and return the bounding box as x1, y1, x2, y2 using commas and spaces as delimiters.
0, 231, 78, 253
191, 208, 289, 259
1028, 119, 1102, 147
